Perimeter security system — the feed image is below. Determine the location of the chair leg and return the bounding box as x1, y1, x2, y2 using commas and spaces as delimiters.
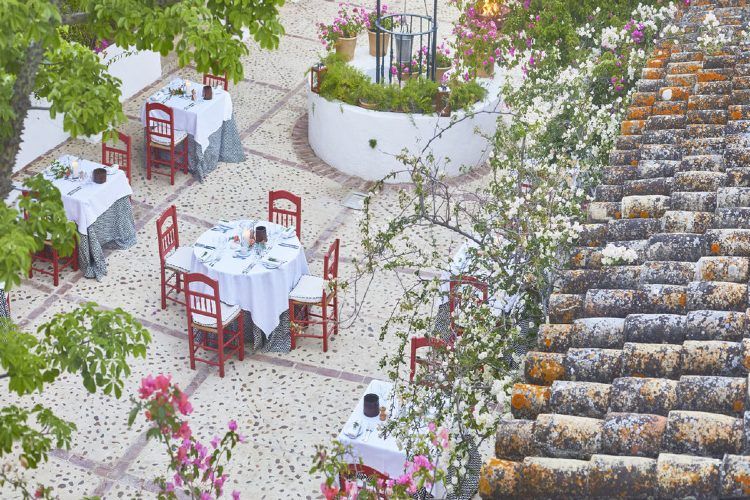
188, 327, 196, 370
52, 248, 60, 287
409, 340, 417, 382
322, 301, 328, 353
169, 148, 176, 186
238, 313, 245, 361
146, 143, 152, 180
218, 326, 225, 378
333, 295, 339, 335
160, 266, 167, 309
289, 300, 297, 350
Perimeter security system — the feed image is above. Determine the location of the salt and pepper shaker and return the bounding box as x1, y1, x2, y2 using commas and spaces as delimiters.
379, 406, 387, 421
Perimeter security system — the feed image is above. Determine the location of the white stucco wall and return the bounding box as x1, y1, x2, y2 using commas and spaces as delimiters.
14, 45, 161, 172
307, 66, 508, 184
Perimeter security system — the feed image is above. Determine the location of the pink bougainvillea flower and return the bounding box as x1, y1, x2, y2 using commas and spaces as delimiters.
232, 491, 241, 500
320, 483, 340, 500
228, 420, 238, 432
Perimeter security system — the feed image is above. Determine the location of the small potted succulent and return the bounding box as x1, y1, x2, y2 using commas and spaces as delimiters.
317, 3, 366, 62
363, 4, 393, 57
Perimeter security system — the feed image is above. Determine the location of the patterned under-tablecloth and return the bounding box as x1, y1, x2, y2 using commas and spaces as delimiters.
78, 196, 137, 280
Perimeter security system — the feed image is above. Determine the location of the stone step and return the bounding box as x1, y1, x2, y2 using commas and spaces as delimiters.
730, 88, 750, 105
622, 177, 672, 197
548, 294, 584, 324
673, 170, 726, 192
641, 129, 685, 145
642, 284, 688, 315
615, 134, 641, 151
583, 289, 647, 318
687, 109, 728, 125
688, 94, 730, 110
661, 210, 714, 234
639, 144, 682, 161
696, 80, 733, 95
696, 256, 750, 283
645, 115, 686, 131
480, 454, 750, 499
697, 68, 733, 83
594, 184, 623, 202
686, 280, 748, 312
621, 195, 670, 219
637, 160, 678, 178
685, 310, 749, 342
577, 224, 607, 247
610, 149, 640, 167
647, 233, 703, 262
603, 165, 638, 185
715, 207, 750, 228
670, 191, 716, 212
606, 218, 661, 241
588, 201, 620, 222
703, 228, 750, 256
640, 260, 695, 285
717, 187, 750, 208
677, 154, 724, 172
624, 314, 686, 345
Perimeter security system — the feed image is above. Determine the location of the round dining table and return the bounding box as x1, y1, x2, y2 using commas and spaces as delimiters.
189, 219, 309, 351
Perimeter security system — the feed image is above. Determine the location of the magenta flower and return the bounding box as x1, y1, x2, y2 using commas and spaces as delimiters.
228, 420, 238, 432
232, 492, 241, 500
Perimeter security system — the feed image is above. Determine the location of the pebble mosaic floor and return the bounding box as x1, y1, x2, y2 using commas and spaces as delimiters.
5, 1, 479, 498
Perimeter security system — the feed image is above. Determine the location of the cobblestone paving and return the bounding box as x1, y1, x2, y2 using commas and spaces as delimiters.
5, 1, 471, 498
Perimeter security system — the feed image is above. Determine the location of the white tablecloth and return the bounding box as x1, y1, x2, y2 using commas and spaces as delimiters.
338, 380, 446, 496
48, 155, 133, 235
141, 79, 233, 152
189, 220, 309, 335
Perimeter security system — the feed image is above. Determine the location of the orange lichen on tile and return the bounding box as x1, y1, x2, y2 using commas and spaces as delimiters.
621, 120, 646, 135
698, 70, 730, 82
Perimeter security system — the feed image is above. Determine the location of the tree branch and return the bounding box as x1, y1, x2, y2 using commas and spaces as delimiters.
28, 106, 51, 112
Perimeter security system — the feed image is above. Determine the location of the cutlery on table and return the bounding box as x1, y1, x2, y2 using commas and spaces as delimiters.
242, 262, 256, 274
67, 186, 82, 196
278, 242, 299, 249
195, 243, 216, 250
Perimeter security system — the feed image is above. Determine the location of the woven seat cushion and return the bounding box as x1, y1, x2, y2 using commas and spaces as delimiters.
164, 246, 193, 273
192, 301, 241, 328
150, 128, 187, 145
289, 274, 326, 304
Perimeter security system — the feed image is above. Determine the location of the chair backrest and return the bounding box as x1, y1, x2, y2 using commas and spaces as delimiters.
184, 273, 223, 327
449, 276, 489, 335
102, 131, 132, 183
323, 239, 340, 281
268, 190, 302, 240
338, 464, 389, 499
146, 102, 177, 147
410, 336, 447, 382
156, 205, 180, 262
203, 73, 228, 91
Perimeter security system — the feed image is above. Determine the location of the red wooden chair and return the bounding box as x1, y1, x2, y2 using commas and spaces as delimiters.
409, 336, 448, 382
268, 190, 302, 240
338, 464, 390, 499
101, 131, 132, 183
289, 239, 339, 352
203, 73, 228, 91
22, 190, 79, 286
449, 275, 488, 336
184, 273, 244, 378
145, 102, 189, 185
156, 205, 193, 309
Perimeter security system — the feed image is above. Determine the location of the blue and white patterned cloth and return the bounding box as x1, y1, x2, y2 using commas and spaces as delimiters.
188, 117, 246, 182
0, 289, 8, 319
78, 195, 137, 281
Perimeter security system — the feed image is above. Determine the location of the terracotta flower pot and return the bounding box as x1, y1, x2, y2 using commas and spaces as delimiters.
335, 36, 357, 62
476, 62, 495, 79
368, 30, 390, 57
358, 98, 378, 110
436, 66, 451, 83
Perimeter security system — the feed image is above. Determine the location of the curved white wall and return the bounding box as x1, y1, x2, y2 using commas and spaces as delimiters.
307, 68, 508, 184
14, 46, 161, 172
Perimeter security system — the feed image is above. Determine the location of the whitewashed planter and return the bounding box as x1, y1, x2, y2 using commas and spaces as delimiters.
307, 63, 509, 184
14, 45, 161, 172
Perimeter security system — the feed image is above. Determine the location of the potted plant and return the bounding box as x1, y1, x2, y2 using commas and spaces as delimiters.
433, 43, 452, 82
317, 4, 366, 62
453, 6, 501, 79
364, 5, 393, 57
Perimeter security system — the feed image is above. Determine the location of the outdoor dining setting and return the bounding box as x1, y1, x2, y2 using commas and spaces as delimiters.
6, 0, 741, 498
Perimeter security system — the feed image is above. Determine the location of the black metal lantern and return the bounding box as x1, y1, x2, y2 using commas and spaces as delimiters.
374, 0, 438, 84
310, 62, 327, 93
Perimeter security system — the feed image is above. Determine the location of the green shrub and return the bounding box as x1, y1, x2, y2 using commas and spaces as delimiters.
317, 55, 487, 115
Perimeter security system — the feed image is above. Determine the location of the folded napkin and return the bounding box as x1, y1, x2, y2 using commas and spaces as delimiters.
343, 420, 363, 439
